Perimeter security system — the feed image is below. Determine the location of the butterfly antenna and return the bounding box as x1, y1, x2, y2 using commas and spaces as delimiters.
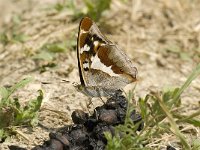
41, 78, 70, 85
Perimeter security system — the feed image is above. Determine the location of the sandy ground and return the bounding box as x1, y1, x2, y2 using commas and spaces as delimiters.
0, 0, 199, 149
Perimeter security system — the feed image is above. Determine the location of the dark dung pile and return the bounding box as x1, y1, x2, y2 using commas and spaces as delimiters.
28, 91, 143, 150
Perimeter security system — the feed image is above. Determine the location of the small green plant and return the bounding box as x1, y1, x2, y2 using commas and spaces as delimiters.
82, 0, 112, 21
32, 42, 68, 72
169, 43, 200, 61
54, 0, 112, 21
0, 77, 43, 141
105, 63, 200, 150
53, 0, 81, 20
33, 42, 67, 61
0, 15, 28, 45
0, 32, 29, 45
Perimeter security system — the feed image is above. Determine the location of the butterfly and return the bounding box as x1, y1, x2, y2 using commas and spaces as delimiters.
75, 17, 137, 98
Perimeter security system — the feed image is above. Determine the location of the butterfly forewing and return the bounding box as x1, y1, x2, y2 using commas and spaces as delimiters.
77, 17, 109, 86
77, 17, 137, 96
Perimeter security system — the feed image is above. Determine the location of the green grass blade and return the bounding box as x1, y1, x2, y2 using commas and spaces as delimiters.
174, 110, 200, 127
9, 77, 33, 95
173, 63, 200, 103
156, 94, 191, 149
0, 87, 9, 101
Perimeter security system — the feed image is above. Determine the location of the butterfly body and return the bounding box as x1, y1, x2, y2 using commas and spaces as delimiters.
76, 17, 137, 98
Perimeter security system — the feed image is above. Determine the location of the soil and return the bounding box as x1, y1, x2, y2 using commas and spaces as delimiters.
0, 0, 199, 149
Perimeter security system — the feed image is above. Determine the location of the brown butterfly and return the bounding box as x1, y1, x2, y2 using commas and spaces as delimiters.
75, 17, 137, 98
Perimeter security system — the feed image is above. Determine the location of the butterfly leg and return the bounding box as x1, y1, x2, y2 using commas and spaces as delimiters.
96, 88, 106, 104
86, 97, 93, 107
99, 97, 106, 104
86, 97, 94, 115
